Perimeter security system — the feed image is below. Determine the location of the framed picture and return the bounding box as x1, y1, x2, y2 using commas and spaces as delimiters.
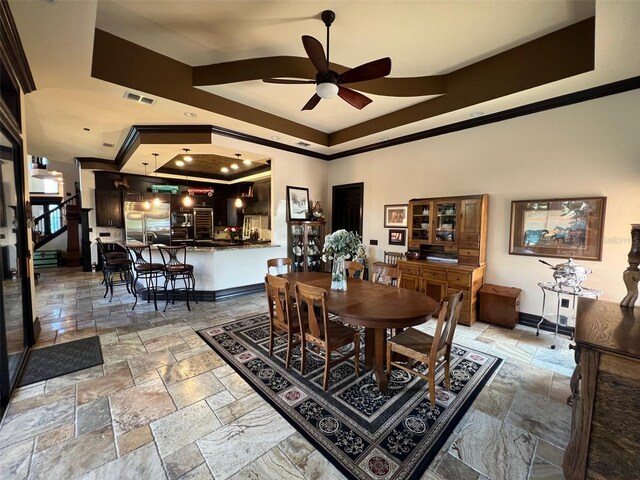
389, 229, 406, 246
286, 186, 310, 220
384, 204, 408, 228
509, 196, 607, 261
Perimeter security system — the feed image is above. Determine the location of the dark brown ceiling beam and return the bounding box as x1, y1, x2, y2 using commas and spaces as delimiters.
193, 56, 447, 97
0, 0, 36, 93
329, 17, 595, 146
91, 29, 328, 147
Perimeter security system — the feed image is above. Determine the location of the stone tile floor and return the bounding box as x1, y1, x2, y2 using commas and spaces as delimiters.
0, 267, 573, 479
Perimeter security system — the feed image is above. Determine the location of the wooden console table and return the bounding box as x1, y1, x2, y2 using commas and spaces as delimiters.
563, 298, 640, 479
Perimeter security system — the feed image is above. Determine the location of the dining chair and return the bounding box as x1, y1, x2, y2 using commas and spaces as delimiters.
265, 274, 299, 368
344, 260, 364, 279
267, 257, 292, 275
371, 263, 398, 286
386, 290, 464, 408
294, 282, 360, 390
384, 251, 402, 265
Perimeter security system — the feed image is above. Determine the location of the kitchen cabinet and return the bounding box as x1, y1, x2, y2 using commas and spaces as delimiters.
398, 260, 485, 326
288, 220, 324, 272
563, 299, 640, 479
95, 190, 123, 227
408, 194, 488, 267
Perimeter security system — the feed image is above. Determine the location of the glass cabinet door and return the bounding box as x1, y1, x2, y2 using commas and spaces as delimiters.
434, 201, 457, 243
306, 224, 322, 272
290, 224, 304, 271
410, 202, 431, 242
288, 221, 324, 272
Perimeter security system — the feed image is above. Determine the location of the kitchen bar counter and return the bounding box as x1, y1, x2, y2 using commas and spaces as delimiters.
112, 240, 284, 299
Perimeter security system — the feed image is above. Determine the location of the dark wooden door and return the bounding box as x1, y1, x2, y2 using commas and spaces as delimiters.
332, 183, 363, 235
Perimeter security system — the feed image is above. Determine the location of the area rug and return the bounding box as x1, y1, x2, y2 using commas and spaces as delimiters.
198, 314, 502, 479
18, 336, 103, 387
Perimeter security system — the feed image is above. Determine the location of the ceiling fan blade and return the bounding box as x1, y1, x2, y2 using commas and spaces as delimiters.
262, 78, 315, 84
338, 57, 392, 85
302, 35, 328, 73
338, 86, 372, 109
302, 94, 321, 111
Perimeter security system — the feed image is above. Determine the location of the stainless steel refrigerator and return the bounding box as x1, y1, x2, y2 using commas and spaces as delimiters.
124, 201, 171, 245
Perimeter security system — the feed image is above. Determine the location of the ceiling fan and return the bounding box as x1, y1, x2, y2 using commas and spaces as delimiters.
262, 10, 392, 111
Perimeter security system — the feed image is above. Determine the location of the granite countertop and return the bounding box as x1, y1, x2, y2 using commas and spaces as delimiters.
120, 240, 279, 252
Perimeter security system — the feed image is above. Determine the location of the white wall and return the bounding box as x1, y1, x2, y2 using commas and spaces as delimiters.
326, 89, 640, 315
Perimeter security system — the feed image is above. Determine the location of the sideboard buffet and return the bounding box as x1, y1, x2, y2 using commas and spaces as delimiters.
563, 298, 640, 479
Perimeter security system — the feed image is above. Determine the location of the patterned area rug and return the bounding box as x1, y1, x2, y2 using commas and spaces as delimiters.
18, 336, 103, 387
198, 314, 502, 480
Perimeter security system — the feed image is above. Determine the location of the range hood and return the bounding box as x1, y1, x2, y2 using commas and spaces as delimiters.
244, 200, 269, 215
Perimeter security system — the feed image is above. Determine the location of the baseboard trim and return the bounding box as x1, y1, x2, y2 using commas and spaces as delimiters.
135, 282, 264, 303
519, 311, 574, 336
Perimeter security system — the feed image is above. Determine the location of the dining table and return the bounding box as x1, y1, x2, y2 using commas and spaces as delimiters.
281, 271, 439, 391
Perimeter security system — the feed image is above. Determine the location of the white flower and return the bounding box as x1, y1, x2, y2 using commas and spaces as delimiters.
321, 229, 365, 262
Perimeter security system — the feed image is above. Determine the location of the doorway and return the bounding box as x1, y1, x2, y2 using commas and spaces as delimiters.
332, 183, 364, 235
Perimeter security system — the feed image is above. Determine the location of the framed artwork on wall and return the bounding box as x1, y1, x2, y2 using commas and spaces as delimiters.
389, 229, 406, 246
509, 196, 607, 261
384, 204, 408, 228
286, 186, 310, 221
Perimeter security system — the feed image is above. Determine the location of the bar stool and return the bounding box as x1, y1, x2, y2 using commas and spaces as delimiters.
97, 239, 132, 301
158, 245, 197, 312
95, 237, 127, 285
126, 244, 165, 310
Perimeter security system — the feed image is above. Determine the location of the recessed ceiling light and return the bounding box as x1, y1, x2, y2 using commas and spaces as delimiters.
221, 167, 229, 173
230, 164, 239, 170
182, 148, 192, 162
380, 136, 390, 141
270, 136, 280, 140
175, 160, 185, 167
184, 112, 197, 118
470, 111, 485, 118
243, 159, 252, 166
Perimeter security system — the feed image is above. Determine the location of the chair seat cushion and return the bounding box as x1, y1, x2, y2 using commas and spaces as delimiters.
135, 263, 164, 272
165, 264, 193, 273
388, 328, 434, 352
106, 258, 132, 266
106, 252, 127, 258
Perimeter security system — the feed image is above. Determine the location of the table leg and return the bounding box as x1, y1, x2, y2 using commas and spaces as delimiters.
364, 327, 374, 368
374, 328, 388, 392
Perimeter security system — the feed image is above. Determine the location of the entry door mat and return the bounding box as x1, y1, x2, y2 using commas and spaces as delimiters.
18, 336, 103, 387
198, 314, 502, 480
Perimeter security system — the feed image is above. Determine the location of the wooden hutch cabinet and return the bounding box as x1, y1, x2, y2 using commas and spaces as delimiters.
399, 194, 488, 326
287, 220, 325, 272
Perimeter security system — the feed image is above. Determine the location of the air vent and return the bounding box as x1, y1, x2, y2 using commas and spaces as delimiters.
123, 91, 156, 105
296, 141, 311, 147
102, 142, 115, 148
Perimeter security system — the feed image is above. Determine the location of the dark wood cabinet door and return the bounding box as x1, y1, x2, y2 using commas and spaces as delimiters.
95, 190, 122, 227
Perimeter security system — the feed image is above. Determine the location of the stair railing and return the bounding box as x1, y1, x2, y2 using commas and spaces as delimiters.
32, 193, 80, 248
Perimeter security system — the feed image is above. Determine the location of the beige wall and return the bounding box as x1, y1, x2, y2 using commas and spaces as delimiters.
326, 89, 640, 315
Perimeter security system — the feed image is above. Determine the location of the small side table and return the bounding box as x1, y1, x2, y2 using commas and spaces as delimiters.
537, 282, 602, 349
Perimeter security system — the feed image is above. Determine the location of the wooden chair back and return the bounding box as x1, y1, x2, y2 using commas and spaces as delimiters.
267, 257, 292, 274
344, 260, 364, 279
265, 274, 294, 329
384, 251, 402, 265
371, 263, 398, 285
433, 291, 463, 352
294, 282, 329, 343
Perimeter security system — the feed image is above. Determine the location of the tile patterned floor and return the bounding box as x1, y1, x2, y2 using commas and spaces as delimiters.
0, 267, 574, 480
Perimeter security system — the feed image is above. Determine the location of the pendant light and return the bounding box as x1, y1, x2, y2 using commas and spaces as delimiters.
183, 148, 193, 162
152, 153, 161, 207
142, 162, 151, 210
234, 182, 243, 208
183, 174, 193, 207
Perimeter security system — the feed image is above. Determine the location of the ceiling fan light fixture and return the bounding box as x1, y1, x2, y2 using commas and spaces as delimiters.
316, 82, 338, 99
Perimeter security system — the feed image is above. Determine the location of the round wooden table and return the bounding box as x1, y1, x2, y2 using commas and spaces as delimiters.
282, 272, 439, 391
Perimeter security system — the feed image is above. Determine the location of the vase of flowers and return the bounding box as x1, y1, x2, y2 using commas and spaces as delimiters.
225, 226, 241, 242
322, 229, 365, 291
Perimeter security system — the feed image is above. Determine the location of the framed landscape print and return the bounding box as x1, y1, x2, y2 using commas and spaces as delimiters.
384, 204, 408, 228
389, 229, 406, 246
286, 186, 310, 220
509, 197, 606, 261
